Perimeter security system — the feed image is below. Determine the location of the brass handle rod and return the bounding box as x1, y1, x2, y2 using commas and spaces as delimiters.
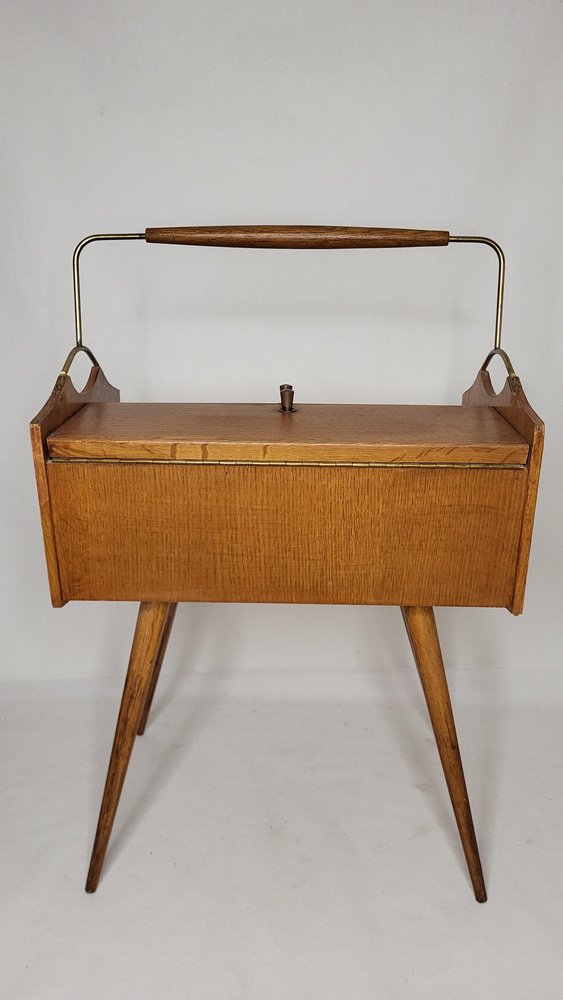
71, 229, 506, 353
449, 236, 505, 350
73, 233, 145, 347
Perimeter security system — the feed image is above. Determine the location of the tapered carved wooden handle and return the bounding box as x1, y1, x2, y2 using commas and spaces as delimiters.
145, 226, 450, 249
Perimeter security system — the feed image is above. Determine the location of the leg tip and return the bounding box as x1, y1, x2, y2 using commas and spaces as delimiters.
85, 869, 99, 893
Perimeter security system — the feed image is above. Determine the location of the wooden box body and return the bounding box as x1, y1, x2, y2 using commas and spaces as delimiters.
31, 367, 543, 614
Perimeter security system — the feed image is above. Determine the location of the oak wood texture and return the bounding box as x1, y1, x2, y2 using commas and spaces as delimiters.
145, 226, 450, 249
47, 402, 529, 466
30, 365, 119, 607
137, 603, 177, 735
401, 606, 487, 901
86, 601, 170, 893
30, 361, 543, 898
462, 370, 544, 614
47, 462, 526, 607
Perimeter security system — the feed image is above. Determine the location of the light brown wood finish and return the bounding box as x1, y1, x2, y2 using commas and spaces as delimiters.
145, 226, 450, 249
137, 603, 177, 735
29, 354, 544, 899
401, 606, 486, 902
47, 463, 526, 606
30, 365, 119, 607
86, 601, 170, 893
47, 402, 529, 465
463, 370, 544, 613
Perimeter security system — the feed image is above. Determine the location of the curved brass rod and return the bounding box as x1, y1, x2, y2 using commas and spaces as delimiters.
59, 344, 100, 378
479, 347, 521, 394
449, 236, 505, 351
73, 233, 145, 347
480, 347, 517, 379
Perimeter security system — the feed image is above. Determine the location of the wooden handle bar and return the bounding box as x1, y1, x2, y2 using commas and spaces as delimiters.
145, 226, 450, 249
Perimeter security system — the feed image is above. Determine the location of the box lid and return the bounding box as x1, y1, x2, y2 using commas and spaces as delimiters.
46, 402, 529, 465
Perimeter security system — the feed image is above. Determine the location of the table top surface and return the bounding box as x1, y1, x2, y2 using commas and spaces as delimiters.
47, 402, 529, 465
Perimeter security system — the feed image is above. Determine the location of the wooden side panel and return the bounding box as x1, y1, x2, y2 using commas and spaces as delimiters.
48, 462, 526, 607
30, 421, 65, 606
30, 364, 120, 607
462, 370, 544, 614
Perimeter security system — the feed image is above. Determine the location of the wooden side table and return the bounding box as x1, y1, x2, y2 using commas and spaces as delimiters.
30, 226, 544, 899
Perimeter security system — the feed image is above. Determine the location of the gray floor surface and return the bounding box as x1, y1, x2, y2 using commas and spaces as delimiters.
2, 661, 562, 1000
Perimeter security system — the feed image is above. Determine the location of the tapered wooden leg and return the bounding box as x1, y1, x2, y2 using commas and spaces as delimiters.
137, 603, 177, 735
85, 601, 171, 893
401, 606, 487, 902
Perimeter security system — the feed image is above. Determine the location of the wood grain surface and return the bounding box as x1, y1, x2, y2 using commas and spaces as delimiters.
47, 402, 529, 466
47, 462, 526, 607
145, 225, 450, 249
85, 601, 170, 892
137, 603, 177, 735
402, 606, 487, 902
462, 369, 544, 613
30, 364, 120, 607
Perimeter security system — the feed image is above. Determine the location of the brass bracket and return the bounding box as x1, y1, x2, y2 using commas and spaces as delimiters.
59, 344, 100, 379
480, 347, 521, 392
55, 344, 101, 392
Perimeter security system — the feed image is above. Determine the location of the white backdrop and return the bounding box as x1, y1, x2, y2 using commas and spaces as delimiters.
2, 0, 561, 684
